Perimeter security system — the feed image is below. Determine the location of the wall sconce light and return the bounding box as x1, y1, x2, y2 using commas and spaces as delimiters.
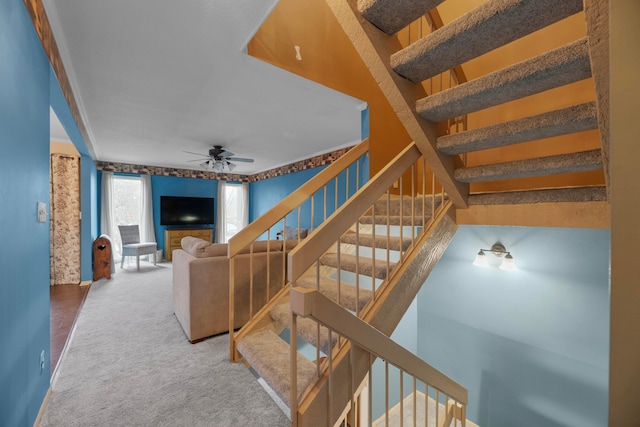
473, 243, 517, 271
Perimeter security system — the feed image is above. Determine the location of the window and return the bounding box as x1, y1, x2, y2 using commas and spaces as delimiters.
218, 182, 248, 243
112, 176, 142, 254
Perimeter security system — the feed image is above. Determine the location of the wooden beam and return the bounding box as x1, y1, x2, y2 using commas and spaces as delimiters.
456, 201, 609, 229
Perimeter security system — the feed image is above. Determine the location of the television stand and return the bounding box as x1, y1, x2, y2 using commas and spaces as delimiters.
164, 228, 213, 261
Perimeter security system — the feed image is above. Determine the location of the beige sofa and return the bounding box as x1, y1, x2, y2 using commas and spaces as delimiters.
172, 236, 294, 343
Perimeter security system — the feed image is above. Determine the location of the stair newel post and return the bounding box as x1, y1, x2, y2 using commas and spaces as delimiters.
290, 308, 298, 427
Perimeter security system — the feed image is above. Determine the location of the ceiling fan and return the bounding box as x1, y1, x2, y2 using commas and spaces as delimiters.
184, 145, 254, 172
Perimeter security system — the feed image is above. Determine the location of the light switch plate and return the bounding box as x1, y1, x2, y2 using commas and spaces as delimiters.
37, 202, 47, 223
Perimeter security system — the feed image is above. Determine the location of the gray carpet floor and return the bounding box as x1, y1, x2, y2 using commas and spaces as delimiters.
40, 261, 289, 427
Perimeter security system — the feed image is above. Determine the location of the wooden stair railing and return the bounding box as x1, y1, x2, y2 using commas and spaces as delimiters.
290, 287, 468, 427
283, 142, 456, 426
228, 139, 369, 361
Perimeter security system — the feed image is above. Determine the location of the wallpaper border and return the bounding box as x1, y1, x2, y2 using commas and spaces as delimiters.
95, 145, 356, 183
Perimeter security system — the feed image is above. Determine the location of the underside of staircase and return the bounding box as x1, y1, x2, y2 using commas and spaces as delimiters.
330, 0, 609, 210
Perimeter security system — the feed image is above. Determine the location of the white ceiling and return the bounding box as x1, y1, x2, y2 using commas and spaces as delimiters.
43, 0, 365, 175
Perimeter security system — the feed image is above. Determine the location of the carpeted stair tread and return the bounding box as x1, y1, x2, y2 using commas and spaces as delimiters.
359, 215, 427, 226
454, 149, 603, 183
437, 102, 598, 155
236, 329, 317, 408
358, 0, 445, 35
341, 232, 412, 252
416, 38, 591, 123
391, 0, 583, 82
296, 276, 374, 312
270, 303, 338, 355
468, 186, 607, 205
319, 253, 395, 280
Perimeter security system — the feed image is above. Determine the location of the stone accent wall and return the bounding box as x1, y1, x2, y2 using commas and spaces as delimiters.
95, 145, 357, 182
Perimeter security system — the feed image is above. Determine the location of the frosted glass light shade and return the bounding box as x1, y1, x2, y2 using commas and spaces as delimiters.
499, 253, 518, 271
473, 250, 488, 267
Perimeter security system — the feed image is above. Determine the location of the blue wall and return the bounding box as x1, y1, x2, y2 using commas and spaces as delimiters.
417, 226, 610, 427
249, 156, 369, 235
50, 68, 98, 282
0, 1, 52, 424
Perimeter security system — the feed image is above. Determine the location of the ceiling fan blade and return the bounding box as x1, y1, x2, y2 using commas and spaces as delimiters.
218, 150, 234, 158
183, 150, 209, 157
227, 157, 254, 163
187, 158, 209, 162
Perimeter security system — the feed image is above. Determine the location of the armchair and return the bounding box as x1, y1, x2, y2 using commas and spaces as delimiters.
118, 225, 157, 270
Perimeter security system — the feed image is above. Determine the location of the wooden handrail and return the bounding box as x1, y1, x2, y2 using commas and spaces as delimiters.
290, 287, 468, 405
227, 139, 369, 257
288, 142, 422, 281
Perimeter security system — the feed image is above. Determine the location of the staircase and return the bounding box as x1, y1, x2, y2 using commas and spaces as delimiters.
229, 0, 610, 425
328, 0, 609, 207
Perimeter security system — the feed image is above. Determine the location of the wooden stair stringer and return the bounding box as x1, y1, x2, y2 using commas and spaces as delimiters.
325, 0, 469, 208
295, 203, 458, 427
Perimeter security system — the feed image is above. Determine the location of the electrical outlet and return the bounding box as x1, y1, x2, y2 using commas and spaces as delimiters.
40, 350, 45, 373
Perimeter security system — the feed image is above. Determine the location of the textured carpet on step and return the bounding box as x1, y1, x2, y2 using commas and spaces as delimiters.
40, 261, 289, 427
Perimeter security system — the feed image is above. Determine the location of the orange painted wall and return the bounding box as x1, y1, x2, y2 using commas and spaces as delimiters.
247, 0, 412, 177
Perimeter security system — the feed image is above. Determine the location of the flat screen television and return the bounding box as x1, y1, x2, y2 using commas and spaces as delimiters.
160, 196, 215, 226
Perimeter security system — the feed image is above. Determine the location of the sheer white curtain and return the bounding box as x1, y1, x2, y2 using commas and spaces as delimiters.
100, 171, 117, 248
140, 174, 156, 244
240, 182, 249, 229
216, 181, 226, 243
100, 171, 118, 272
140, 174, 156, 261
217, 181, 249, 243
